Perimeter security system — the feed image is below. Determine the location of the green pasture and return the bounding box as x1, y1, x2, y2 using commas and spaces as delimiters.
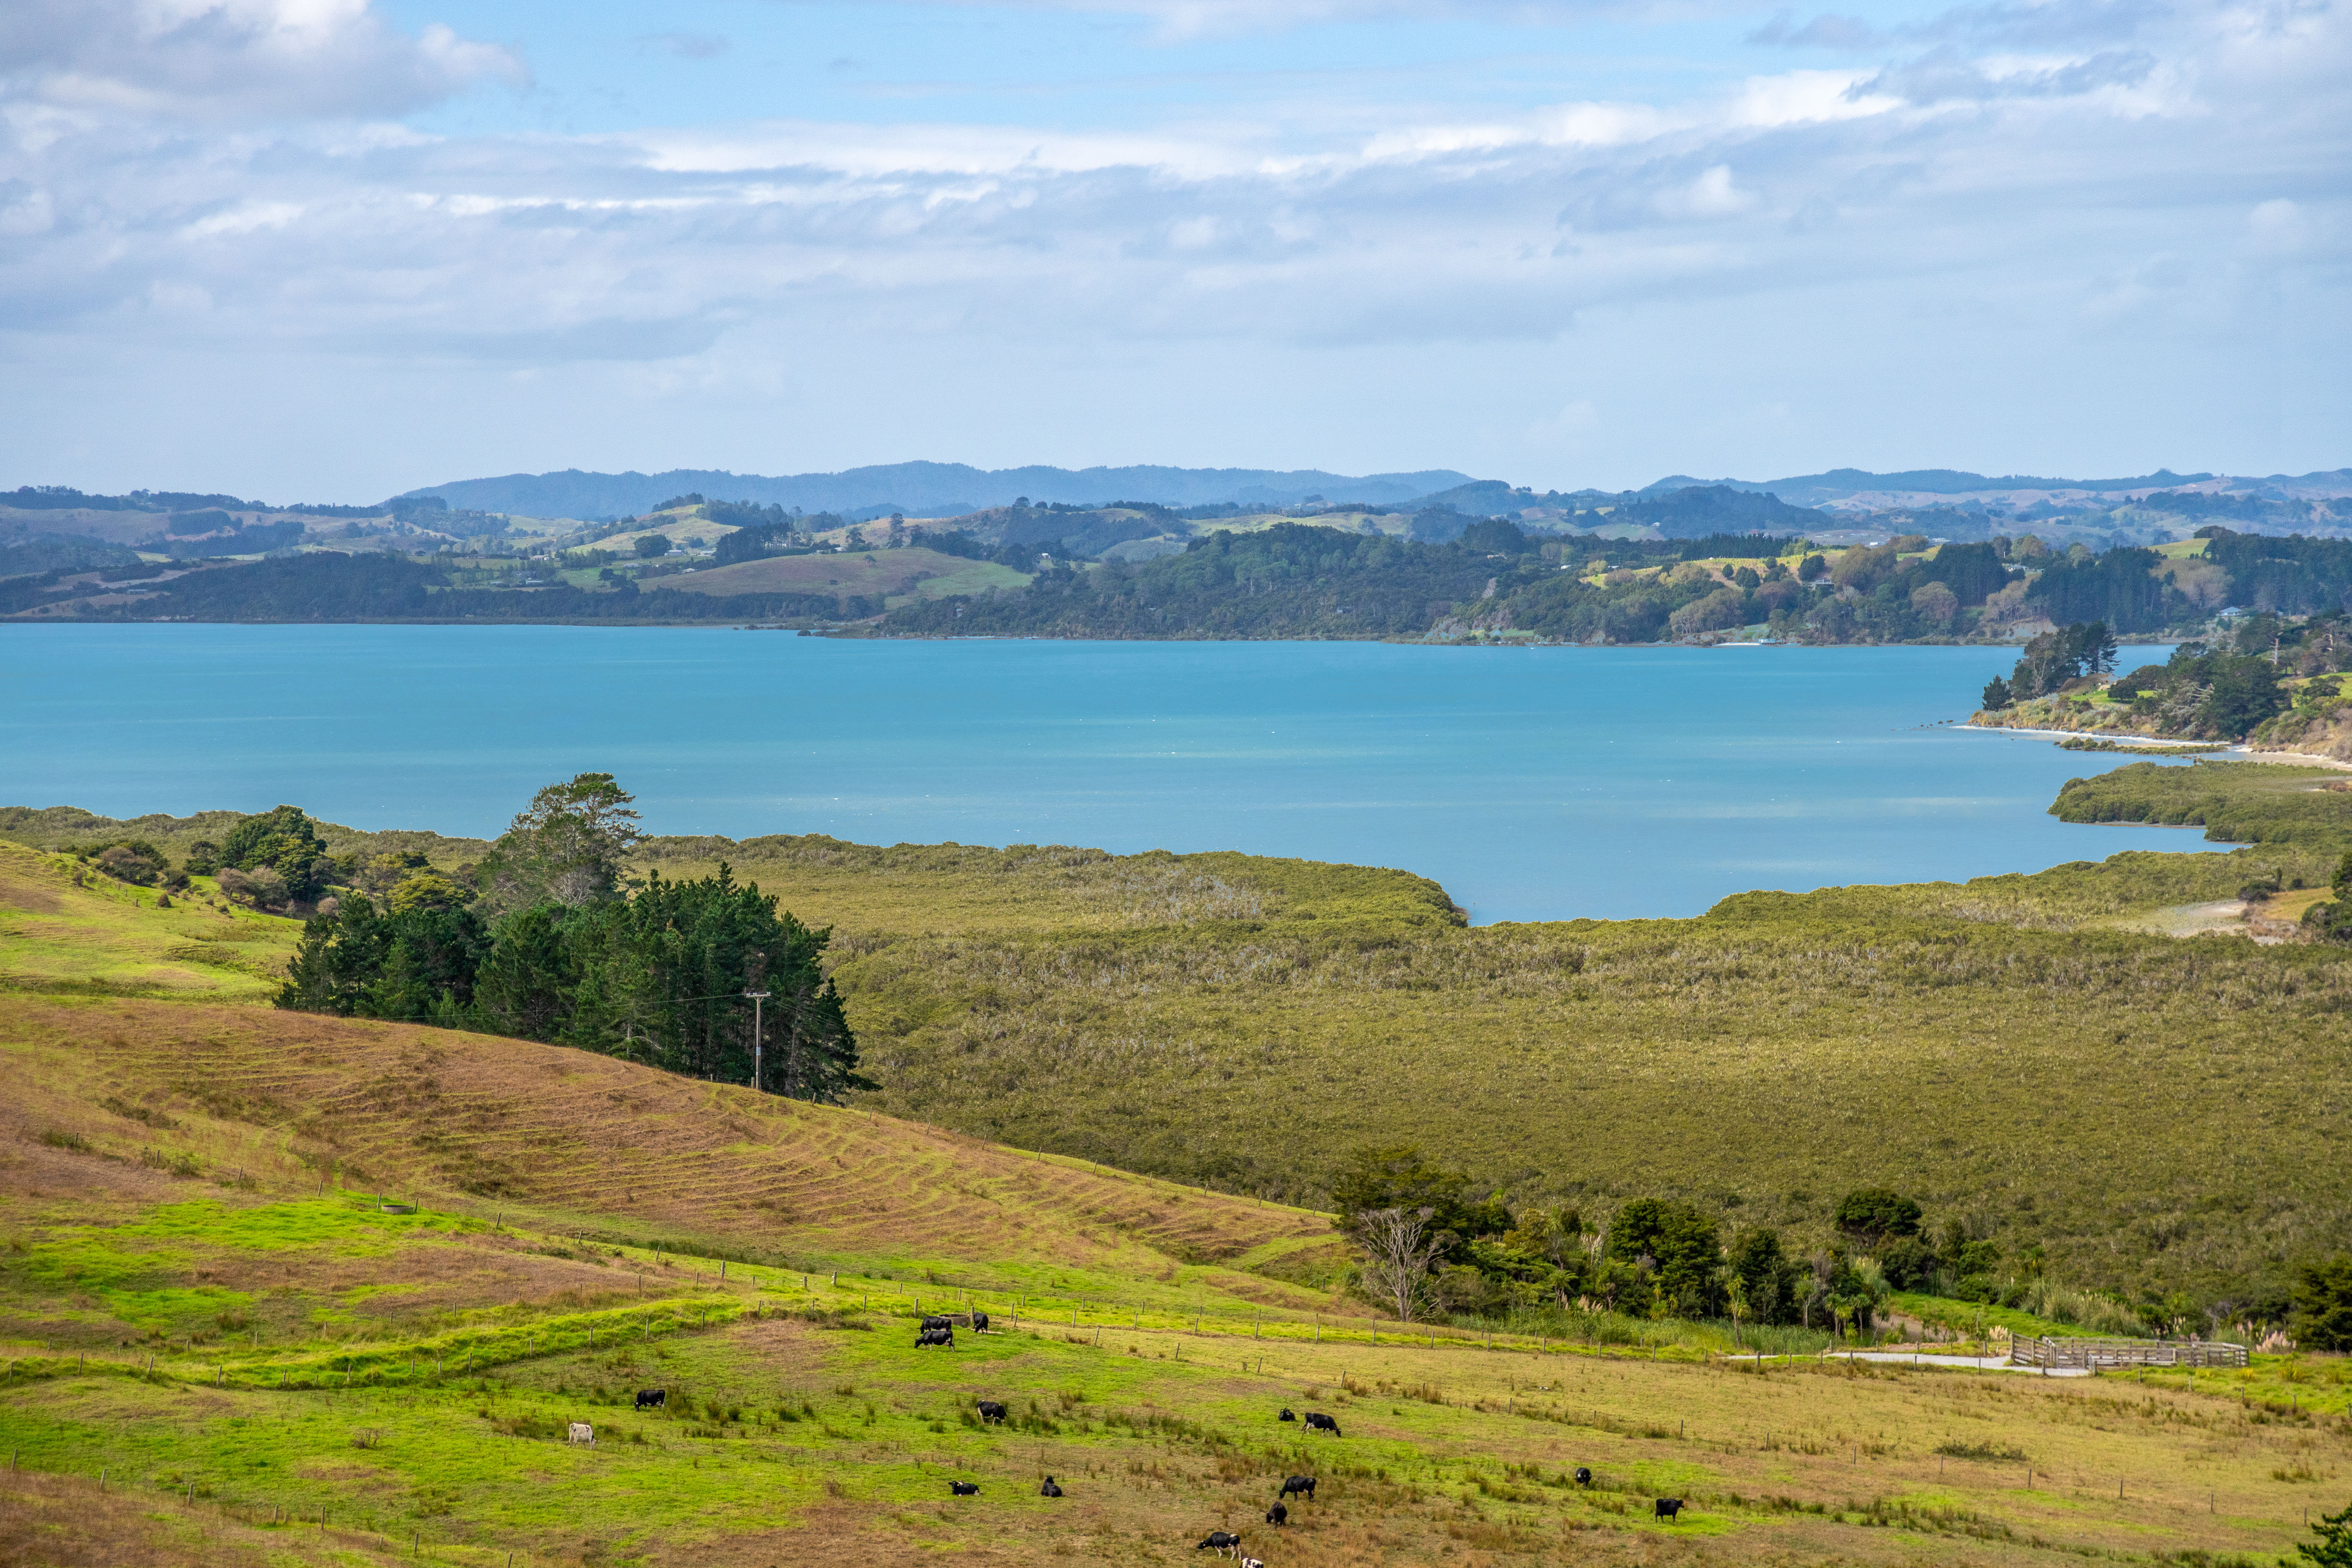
0, 843, 300, 1000
4, 1288, 2342, 1566
882, 557, 1034, 606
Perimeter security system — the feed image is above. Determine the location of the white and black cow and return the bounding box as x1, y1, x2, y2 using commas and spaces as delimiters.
1303, 1412, 1341, 1437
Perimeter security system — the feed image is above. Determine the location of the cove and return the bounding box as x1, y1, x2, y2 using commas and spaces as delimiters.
0, 626, 2202, 924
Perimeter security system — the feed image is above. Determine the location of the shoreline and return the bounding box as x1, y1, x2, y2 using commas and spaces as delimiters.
1962, 723, 2352, 772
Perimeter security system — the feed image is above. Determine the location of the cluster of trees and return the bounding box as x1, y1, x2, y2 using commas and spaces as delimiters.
886, 522, 1506, 639
2296, 851, 2352, 946
61, 802, 338, 909
276, 775, 868, 1102
886, 521, 1853, 644
708, 501, 849, 563
1330, 1149, 2007, 1334
1332, 1149, 2352, 1345
1981, 621, 2119, 708
2098, 644, 2287, 737
134, 553, 441, 618
2021, 546, 2191, 632
2, 485, 257, 512
1599, 484, 1822, 539
45, 552, 882, 623
2201, 530, 2352, 617
62, 838, 175, 888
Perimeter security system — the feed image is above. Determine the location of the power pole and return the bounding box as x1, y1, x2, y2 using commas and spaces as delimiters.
745, 990, 771, 1092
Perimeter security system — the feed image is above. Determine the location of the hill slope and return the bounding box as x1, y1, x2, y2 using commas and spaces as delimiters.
0, 816, 2345, 1568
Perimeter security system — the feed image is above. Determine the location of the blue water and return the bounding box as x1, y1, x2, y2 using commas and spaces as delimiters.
0, 626, 2204, 923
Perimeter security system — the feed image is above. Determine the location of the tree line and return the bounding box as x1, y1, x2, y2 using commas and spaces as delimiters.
1332, 1145, 2352, 1347
1982, 617, 2302, 739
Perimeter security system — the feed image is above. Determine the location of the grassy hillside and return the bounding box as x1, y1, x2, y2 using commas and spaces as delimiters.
2, 819, 2348, 1566
0, 841, 303, 1001
0, 993, 1335, 1313
669, 546, 1031, 605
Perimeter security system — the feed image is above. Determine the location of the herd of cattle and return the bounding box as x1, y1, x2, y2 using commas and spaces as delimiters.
962, 1390, 1692, 1554
559, 1310, 1695, 1557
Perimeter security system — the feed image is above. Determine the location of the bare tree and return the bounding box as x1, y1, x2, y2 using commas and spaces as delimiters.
1357, 1205, 1445, 1324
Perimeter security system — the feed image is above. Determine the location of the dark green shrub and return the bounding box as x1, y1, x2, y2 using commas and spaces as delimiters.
2290, 1254, 2352, 1351
1877, 1236, 1938, 1290
1835, 1188, 1923, 1245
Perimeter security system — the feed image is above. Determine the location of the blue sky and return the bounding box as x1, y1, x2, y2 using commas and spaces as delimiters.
0, 0, 2345, 501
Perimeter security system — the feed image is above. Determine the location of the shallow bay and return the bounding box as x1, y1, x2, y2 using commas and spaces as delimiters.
0, 626, 2198, 922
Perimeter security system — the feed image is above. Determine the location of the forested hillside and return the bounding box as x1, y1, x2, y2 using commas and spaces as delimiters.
14, 507, 2352, 648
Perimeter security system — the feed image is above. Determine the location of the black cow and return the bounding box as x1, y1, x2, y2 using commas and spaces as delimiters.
916, 1327, 955, 1348
1655, 1498, 1686, 1521
1195, 1531, 1242, 1557
1040, 1476, 1064, 1497
1574, 1467, 1592, 1487
976, 1400, 1007, 1424
1303, 1412, 1341, 1437
1278, 1408, 1296, 1422
920, 1314, 955, 1332
948, 1481, 979, 1497
1279, 1475, 1315, 1501
634, 1388, 666, 1410
971, 1310, 990, 1333
1264, 1502, 1287, 1527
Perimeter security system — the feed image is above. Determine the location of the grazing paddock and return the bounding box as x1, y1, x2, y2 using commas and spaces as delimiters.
658, 547, 1029, 605
2, 1307, 2341, 1567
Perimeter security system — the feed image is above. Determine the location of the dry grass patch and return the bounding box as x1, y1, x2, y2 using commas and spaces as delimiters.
0, 1468, 407, 1566
0, 995, 1332, 1309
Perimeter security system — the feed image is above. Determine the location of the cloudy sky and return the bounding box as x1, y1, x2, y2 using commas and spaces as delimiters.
0, 0, 2345, 501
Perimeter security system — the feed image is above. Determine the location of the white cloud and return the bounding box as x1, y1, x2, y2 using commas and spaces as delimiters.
0, 0, 2343, 492
830, 0, 1665, 40
1654, 163, 1757, 217
0, 0, 523, 122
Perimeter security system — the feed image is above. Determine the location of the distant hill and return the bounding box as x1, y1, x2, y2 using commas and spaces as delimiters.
1643, 468, 2220, 507
401, 463, 1478, 521
1639, 466, 2352, 509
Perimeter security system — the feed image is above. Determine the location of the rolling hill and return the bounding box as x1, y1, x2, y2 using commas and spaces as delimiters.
2, 831, 2346, 1568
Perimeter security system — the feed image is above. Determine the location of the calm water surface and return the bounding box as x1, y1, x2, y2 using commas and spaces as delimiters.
0, 627, 2203, 923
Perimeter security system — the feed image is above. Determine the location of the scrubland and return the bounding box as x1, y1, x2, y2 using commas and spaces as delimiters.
641, 769, 2352, 1305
